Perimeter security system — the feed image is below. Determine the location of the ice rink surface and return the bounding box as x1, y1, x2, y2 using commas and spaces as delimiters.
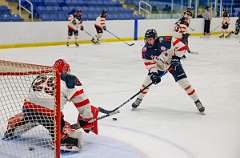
0, 37, 240, 158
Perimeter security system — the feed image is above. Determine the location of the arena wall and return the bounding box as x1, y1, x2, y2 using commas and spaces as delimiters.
0, 17, 237, 48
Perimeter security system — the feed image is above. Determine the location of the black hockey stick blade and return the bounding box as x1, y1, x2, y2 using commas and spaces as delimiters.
106, 29, 134, 47
99, 107, 115, 115
127, 43, 135, 46
71, 110, 120, 130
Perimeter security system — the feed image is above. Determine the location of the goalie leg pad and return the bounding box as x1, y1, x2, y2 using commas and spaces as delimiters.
3, 113, 37, 140
61, 122, 83, 152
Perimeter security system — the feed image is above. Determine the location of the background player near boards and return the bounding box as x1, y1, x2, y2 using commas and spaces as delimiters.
66, 10, 84, 47
91, 10, 108, 44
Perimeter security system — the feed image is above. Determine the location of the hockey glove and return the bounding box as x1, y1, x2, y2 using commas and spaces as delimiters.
77, 105, 99, 135
148, 71, 161, 85
79, 119, 89, 127
170, 56, 181, 71
103, 26, 107, 30
79, 119, 92, 133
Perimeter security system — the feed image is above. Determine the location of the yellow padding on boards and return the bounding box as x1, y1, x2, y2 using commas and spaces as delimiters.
0, 33, 221, 49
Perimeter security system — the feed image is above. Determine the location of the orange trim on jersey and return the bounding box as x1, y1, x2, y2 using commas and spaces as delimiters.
74, 99, 90, 109
70, 89, 84, 100
144, 61, 156, 66
177, 45, 188, 51
188, 89, 195, 95
141, 91, 148, 94
173, 38, 181, 46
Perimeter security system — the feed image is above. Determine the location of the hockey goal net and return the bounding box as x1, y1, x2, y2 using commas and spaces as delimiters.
0, 60, 61, 158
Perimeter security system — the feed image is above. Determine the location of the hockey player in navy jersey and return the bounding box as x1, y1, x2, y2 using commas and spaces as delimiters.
132, 29, 205, 113
3, 59, 100, 151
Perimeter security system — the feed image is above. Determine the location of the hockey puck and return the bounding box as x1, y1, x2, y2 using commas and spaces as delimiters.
28, 147, 35, 151
112, 117, 117, 121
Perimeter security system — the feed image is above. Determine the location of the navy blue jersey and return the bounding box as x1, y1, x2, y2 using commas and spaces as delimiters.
142, 36, 187, 71
142, 36, 172, 60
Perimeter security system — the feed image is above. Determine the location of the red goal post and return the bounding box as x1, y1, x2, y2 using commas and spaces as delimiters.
0, 60, 61, 158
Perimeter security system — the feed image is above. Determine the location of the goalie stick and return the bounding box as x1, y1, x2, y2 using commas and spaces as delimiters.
106, 30, 135, 46
71, 110, 120, 130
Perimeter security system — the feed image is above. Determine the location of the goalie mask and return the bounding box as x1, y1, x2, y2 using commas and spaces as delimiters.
53, 59, 70, 74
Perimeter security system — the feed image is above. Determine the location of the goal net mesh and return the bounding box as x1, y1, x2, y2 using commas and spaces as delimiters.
0, 60, 60, 158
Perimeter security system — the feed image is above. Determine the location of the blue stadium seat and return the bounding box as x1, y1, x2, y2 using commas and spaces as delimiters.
0, 14, 23, 22
26, 0, 140, 21
0, 6, 10, 14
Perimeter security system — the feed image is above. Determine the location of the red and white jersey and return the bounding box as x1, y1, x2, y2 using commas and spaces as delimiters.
173, 16, 190, 38
26, 74, 93, 119
95, 16, 106, 28
68, 15, 81, 31
222, 17, 230, 25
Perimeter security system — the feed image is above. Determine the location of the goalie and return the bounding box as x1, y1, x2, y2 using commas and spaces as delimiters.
3, 59, 100, 152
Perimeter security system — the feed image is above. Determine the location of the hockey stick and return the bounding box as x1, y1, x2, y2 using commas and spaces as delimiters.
83, 30, 95, 38
189, 27, 195, 31
98, 82, 153, 114
83, 30, 100, 44
70, 82, 154, 130
71, 82, 153, 130
106, 30, 135, 46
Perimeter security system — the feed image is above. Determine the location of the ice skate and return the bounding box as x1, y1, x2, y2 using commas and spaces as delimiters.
194, 100, 205, 113
132, 98, 142, 109
91, 38, 99, 44
60, 136, 81, 152
219, 33, 224, 38
75, 42, 79, 47
66, 42, 70, 47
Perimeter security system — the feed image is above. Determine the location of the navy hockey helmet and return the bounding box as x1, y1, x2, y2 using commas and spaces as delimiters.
144, 29, 158, 39
101, 9, 107, 17
223, 9, 229, 17
184, 7, 193, 17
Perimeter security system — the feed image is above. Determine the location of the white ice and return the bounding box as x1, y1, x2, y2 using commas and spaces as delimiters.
0, 37, 240, 158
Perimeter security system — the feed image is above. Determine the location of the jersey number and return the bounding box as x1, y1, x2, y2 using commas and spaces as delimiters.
32, 75, 55, 96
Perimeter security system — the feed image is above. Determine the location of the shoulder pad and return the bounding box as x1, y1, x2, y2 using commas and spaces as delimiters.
61, 74, 81, 89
